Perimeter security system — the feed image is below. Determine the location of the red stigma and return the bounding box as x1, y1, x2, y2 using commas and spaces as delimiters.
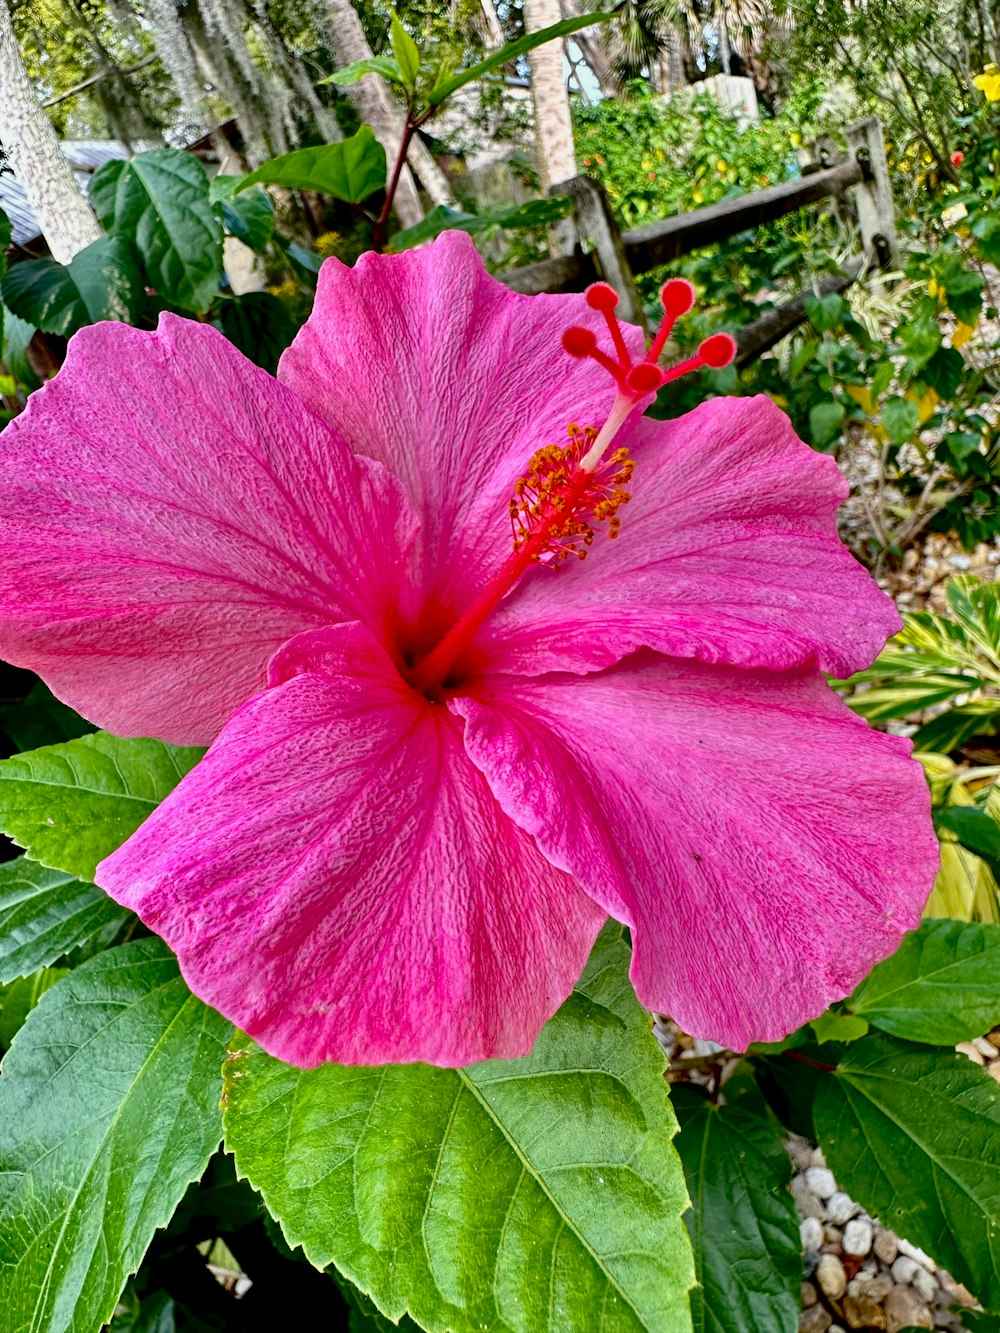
562, 278, 734, 399
585, 283, 620, 312
660, 279, 695, 318
626, 362, 664, 394
562, 327, 597, 356
699, 332, 737, 368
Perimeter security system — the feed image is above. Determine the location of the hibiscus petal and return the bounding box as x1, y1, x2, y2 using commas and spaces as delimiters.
279, 231, 642, 611
482, 395, 898, 679
0, 315, 415, 744
455, 656, 938, 1051
96, 624, 605, 1067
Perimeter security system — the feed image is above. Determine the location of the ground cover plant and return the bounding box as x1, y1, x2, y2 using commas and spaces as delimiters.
2, 4, 1000, 1332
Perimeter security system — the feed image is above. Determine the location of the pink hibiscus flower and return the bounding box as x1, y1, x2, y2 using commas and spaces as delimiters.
0, 232, 937, 1068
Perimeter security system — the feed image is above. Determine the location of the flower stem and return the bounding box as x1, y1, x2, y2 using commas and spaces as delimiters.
372, 115, 416, 253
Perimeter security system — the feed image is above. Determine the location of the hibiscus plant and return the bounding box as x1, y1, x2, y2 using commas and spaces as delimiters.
2, 24, 1000, 1333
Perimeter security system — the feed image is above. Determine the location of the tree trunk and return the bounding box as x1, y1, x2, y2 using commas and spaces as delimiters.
325, 0, 424, 226
525, 0, 576, 190
716, 13, 732, 74
0, 0, 101, 262
144, 0, 210, 142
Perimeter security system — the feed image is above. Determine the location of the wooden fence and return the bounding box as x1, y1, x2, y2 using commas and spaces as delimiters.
498, 117, 896, 366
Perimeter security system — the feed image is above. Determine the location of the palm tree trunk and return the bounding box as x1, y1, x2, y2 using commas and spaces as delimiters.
0, 0, 101, 262
525, 0, 576, 190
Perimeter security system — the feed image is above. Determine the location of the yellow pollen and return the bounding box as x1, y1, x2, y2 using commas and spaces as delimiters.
508, 425, 636, 564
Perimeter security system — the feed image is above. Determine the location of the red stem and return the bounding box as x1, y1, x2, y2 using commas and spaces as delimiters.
372, 117, 416, 252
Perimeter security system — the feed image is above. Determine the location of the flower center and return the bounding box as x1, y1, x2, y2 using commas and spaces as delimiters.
403, 280, 735, 699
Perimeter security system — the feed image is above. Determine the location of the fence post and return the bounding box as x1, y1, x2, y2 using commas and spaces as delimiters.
845, 117, 897, 268
548, 175, 648, 329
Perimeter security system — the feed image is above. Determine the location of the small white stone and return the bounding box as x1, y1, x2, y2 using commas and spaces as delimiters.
843, 1218, 874, 1256
787, 1136, 814, 1171
873, 1229, 898, 1264
800, 1217, 824, 1251
817, 1253, 847, 1300
891, 1256, 920, 1285
897, 1239, 936, 1271
805, 1166, 838, 1200
810, 1147, 827, 1168
911, 1266, 938, 1303
692, 1038, 724, 1057
948, 554, 973, 570
956, 1041, 986, 1065
826, 1191, 860, 1224
792, 1174, 825, 1219
973, 1036, 998, 1058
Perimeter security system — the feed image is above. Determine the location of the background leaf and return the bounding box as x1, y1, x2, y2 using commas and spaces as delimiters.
814, 1033, 1000, 1307
850, 918, 1000, 1043
236, 129, 387, 203
1, 235, 144, 336
223, 928, 694, 1333
389, 197, 572, 251
0, 856, 130, 983
390, 11, 420, 89
426, 14, 613, 104
90, 150, 222, 313
320, 56, 402, 87
0, 938, 230, 1333
0, 680, 94, 752
209, 177, 276, 252
0, 733, 202, 880
673, 1087, 801, 1333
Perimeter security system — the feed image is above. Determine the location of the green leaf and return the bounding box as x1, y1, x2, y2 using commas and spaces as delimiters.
937, 806, 1000, 873
236, 129, 387, 204
426, 13, 614, 104
0, 303, 40, 390
211, 291, 297, 374
881, 395, 921, 444
912, 699, 1000, 753
814, 1033, 1000, 1306
0, 857, 130, 984
810, 1011, 869, 1044
390, 11, 420, 89
0, 965, 67, 1047
210, 178, 275, 252
808, 398, 845, 449
921, 346, 964, 398
851, 918, 1000, 1043
673, 1088, 800, 1333
320, 56, 402, 87
389, 197, 572, 251
0, 234, 144, 336
0, 680, 94, 752
223, 927, 694, 1333
90, 149, 222, 314
0, 938, 230, 1333
0, 205, 11, 257
0, 733, 203, 880
899, 313, 942, 379
111, 1292, 176, 1333
804, 291, 844, 333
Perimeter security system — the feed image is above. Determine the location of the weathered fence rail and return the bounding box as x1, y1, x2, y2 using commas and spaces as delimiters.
498, 116, 896, 364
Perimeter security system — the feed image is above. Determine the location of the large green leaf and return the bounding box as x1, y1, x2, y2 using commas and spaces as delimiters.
223, 928, 694, 1333
0, 938, 230, 1333
426, 14, 614, 104
0, 965, 67, 1047
814, 1033, 1000, 1307
673, 1088, 800, 1333
235, 129, 386, 204
0, 733, 202, 880
850, 919, 1000, 1044
0, 857, 130, 984
1, 234, 144, 336
90, 150, 222, 313
389, 197, 572, 251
